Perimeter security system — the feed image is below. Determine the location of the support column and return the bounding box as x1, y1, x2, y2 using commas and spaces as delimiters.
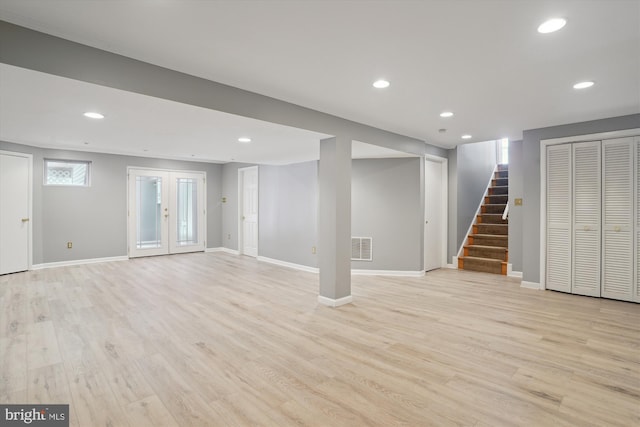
318, 136, 352, 307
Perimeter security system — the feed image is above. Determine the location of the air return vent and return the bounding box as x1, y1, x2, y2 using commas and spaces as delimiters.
351, 237, 373, 261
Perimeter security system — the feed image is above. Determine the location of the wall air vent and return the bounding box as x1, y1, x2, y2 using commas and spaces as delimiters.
351, 237, 373, 261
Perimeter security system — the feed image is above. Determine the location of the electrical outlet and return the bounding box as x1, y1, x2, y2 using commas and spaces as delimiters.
67, 241, 72, 249
311, 246, 316, 254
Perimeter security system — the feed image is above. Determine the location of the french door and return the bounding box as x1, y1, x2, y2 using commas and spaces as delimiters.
128, 168, 205, 258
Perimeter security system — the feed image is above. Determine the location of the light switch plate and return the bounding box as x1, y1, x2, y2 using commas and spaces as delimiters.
515, 198, 523, 206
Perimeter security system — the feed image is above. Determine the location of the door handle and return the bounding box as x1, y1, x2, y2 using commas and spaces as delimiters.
21, 218, 29, 222
164, 214, 169, 218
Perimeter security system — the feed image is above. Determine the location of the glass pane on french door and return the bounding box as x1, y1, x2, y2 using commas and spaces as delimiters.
136, 175, 163, 249
176, 178, 198, 246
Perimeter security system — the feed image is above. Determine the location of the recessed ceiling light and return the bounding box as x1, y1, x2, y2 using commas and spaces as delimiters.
537, 18, 567, 34
461, 134, 472, 140
440, 111, 454, 118
238, 137, 252, 143
373, 79, 390, 89
573, 81, 594, 89
83, 112, 104, 119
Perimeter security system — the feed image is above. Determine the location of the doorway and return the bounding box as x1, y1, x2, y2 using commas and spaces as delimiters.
0, 151, 32, 274
238, 166, 259, 257
424, 155, 448, 271
128, 168, 205, 258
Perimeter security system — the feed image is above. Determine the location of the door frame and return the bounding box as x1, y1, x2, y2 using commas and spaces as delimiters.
424, 154, 448, 270
539, 128, 640, 290
0, 150, 33, 271
238, 166, 259, 257
127, 166, 207, 258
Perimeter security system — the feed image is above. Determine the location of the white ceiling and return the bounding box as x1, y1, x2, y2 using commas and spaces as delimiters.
0, 0, 638, 154
0, 64, 414, 164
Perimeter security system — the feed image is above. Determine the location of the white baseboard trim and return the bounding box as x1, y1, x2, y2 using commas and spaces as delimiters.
508, 271, 523, 279
351, 269, 425, 277
205, 247, 240, 255
521, 280, 542, 290
318, 295, 353, 307
257, 256, 319, 274
31, 255, 128, 270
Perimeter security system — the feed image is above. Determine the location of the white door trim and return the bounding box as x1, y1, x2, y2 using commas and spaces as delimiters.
238, 166, 259, 257
424, 154, 448, 270
539, 128, 640, 290
0, 150, 33, 271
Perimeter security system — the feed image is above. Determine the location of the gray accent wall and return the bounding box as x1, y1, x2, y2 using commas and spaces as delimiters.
351, 158, 423, 271
519, 114, 640, 284
447, 148, 458, 261
0, 140, 223, 264
259, 161, 318, 268
507, 140, 523, 272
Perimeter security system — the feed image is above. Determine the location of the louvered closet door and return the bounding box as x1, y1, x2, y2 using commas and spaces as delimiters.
572, 142, 601, 297
602, 138, 634, 301
635, 137, 639, 303
546, 145, 572, 293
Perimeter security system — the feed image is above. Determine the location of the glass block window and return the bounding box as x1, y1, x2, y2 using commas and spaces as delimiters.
44, 159, 91, 186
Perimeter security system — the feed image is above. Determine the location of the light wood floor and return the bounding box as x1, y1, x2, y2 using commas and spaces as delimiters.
1, 253, 638, 426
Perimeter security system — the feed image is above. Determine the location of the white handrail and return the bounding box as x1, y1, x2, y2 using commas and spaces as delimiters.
502, 200, 509, 220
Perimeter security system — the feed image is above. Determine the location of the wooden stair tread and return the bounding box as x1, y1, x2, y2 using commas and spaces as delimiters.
464, 245, 507, 251
460, 256, 506, 263
471, 233, 508, 238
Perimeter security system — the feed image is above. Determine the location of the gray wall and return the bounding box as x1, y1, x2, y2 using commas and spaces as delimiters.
519, 113, 640, 283
447, 148, 458, 261
0, 141, 223, 264
453, 140, 498, 253
259, 161, 318, 267
507, 140, 524, 272
351, 158, 423, 271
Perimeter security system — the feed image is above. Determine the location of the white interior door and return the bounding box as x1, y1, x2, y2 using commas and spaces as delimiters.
0, 151, 31, 274
602, 138, 634, 301
546, 144, 572, 293
129, 168, 205, 258
572, 141, 601, 297
424, 157, 444, 271
239, 166, 259, 257
169, 172, 206, 254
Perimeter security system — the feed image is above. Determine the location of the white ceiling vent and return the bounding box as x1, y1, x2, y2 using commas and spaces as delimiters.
351, 237, 373, 261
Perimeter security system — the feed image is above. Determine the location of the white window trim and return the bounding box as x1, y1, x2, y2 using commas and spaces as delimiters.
44, 158, 92, 187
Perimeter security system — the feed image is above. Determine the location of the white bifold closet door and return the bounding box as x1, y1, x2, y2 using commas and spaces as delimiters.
546, 144, 572, 293
572, 141, 601, 297
602, 138, 634, 301
633, 136, 640, 302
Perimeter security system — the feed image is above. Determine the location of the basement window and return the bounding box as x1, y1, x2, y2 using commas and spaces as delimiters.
44, 159, 91, 186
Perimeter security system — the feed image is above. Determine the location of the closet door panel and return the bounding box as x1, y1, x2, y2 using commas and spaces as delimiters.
546, 145, 572, 293
635, 137, 639, 302
572, 142, 601, 297
602, 138, 634, 301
